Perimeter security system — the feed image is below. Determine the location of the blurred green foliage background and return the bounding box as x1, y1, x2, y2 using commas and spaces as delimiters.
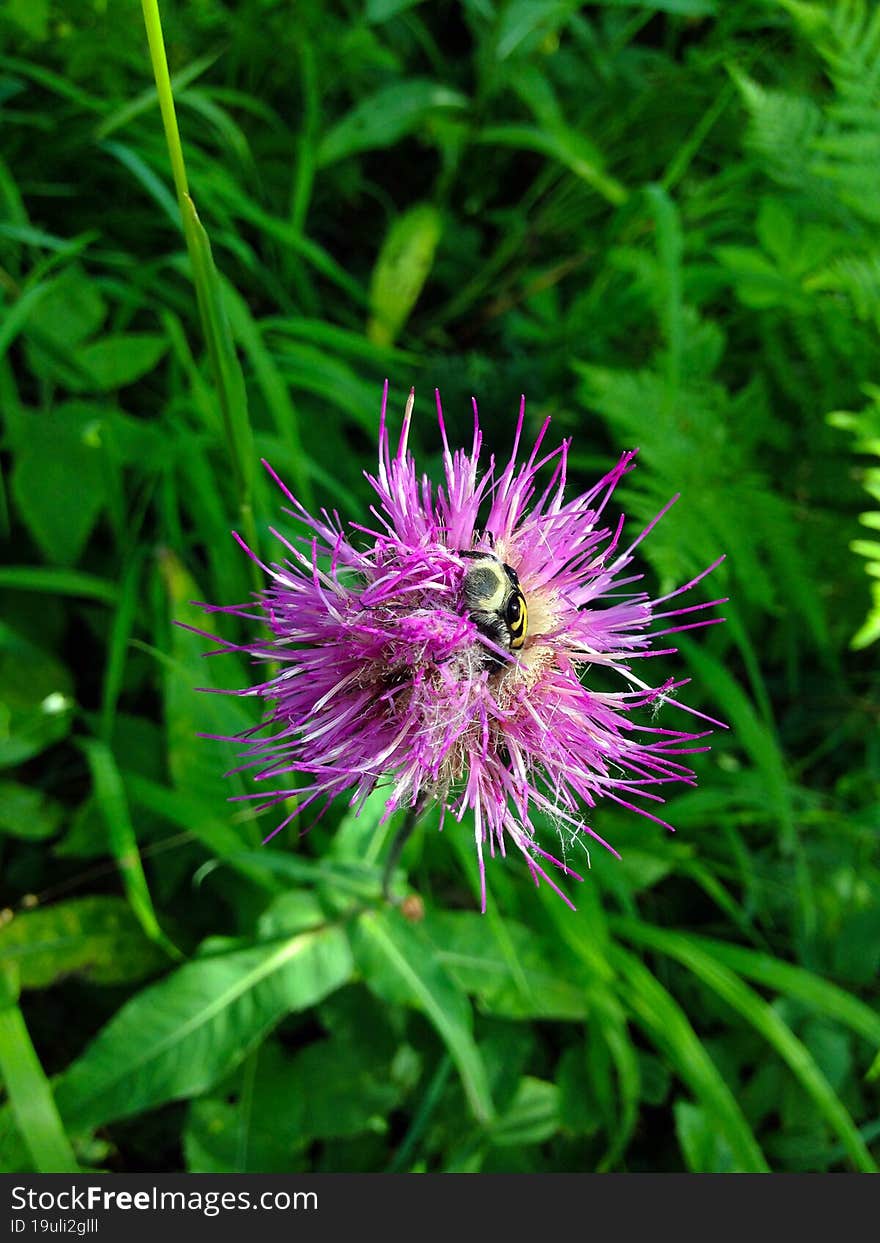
1, 0, 879, 1174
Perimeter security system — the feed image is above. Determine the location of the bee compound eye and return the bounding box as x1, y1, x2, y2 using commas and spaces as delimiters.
506, 594, 522, 625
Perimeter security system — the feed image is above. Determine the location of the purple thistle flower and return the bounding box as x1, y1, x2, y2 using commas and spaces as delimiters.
195, 383, 726, 911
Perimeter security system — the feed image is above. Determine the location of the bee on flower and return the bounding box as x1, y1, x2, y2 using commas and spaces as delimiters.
195, 384, 725, 911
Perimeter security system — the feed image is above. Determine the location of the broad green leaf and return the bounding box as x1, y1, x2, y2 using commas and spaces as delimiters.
6, 0, 50, 40
54, 924, 354, 1132
489, 1076, 558, 1147
331, 784, 394, 867
221, 847, 384, 903
0, 781, 63, 840
73, 333, 168, 392
184, 1093, 306, 1174
185, 1029, 399, 1171
0, 624, 73, 768
0, 896, 165, 990
21, 263, 105, 355
273, 341, 392, 436
318, 80, 468, 166
715, 244, 796, 310
427, 910, 590, 1020
494, 1, 585, 61
52, 797, 109, 861
257, 890, 328, 938
354, 909, 494, 1125
10, 403, 107, 566
291, 1037, 401, 1140
556, 1045, 602, 1137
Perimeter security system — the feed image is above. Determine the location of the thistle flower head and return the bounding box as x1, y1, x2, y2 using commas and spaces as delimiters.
198, 384, 725, 910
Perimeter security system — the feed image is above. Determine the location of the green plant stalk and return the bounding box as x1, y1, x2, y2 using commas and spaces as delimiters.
0, 974, 79, 1173
140, 0, 259, 587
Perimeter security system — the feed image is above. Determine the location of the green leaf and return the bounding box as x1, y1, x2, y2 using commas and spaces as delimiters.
73, 333, 168, 392
474, 124, 627, 205
273, 342, 386, 436
0, 624, 73, 769
0, 566, 119, 605
556, 1046, 602, 1137
612, 921, 878, 1172
366, 0, 425, 20
21, 263, 106, 355
0, 983, 79, 1173
675, 1101, 734, 1172
223, 286, 315, 512
80, 738, 180, 962
291, 1037, 401, 1140
0, 897, 166, 990
593, 0, 716, 12
610, 944, 769, 1172
368, 203, 443, 347
0, 781, 63, 840
489, 1077, 559, 1147
428, 910, 590, 1020
650, 931, 880, 1049
318, 80, 468, 166
353, 909, 494, 1125
10, 403, 108, 566
54, 924, 354, 1132
181, 195, 255, 513
6, 0, 50, 40
159, 550, 257, 825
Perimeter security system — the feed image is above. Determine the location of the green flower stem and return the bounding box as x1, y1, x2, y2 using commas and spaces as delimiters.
140, 0, 260, 589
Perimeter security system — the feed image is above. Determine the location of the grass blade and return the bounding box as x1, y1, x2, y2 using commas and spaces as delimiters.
610, 944, 769, 1172
0, 971, 78, 1173
80, 738, 181, 961
613, 919, 878, 1172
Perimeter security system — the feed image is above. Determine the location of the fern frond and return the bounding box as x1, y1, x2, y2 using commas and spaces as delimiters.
806, 251, 880, 329
828, 389, 880, 646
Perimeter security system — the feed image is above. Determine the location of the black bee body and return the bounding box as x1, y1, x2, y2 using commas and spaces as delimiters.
461, 551, 528, 659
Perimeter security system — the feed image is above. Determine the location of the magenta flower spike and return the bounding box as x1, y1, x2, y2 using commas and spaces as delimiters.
196, 383, 726, 911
